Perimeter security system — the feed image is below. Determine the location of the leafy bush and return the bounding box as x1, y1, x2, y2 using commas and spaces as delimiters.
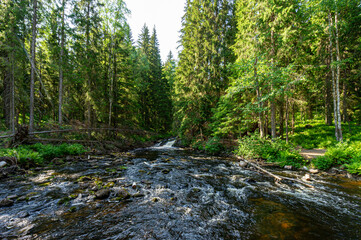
312, 156, 335, 170
345, 161, 361, 175
204, 137, 224, 155
236, 134, 305, 168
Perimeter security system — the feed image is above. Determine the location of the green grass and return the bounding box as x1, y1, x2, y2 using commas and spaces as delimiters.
0, 143, 87, 167
289, 120, 361, 149
289, 120, 361, 174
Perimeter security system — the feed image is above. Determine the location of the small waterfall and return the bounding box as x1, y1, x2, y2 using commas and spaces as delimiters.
150, 139, 177, 149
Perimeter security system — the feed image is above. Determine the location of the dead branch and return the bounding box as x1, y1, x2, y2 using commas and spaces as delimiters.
237, 156, 314, 188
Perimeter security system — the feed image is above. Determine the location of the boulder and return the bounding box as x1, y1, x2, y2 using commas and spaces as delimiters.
114, 188, 130, 200
0, 161, 7, 168
309, 169, 319, 174
95, 189, 110, 199
0, 198, 14, 207
239, 161, 248, 168
302, 173, 311, 181
284, 165, 293, 170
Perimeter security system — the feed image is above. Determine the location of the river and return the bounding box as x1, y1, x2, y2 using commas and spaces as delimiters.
1, 140, 361, 239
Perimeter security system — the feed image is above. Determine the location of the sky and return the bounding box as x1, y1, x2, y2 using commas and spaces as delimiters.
124, 0, 186, 62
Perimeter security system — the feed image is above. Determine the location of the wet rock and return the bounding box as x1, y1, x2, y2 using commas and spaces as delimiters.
95, 202, 103, 208
114, 188, 130, 200
161, 169, 170, 174
132, 182, 137, 189
132, 193, 145, 198
95, 189, 110, 199
0, 161, 7, 168
239, 161, 248, 168
301, 166, 309, 171
309, 169, 319, 174
0, 198, 14, 207
302, 173, 311, 181
18, 211, 30, 218
245, 178, 256, 184
284, 165, 293, 170
7, 195, 18, 200
152, 197, 160, 202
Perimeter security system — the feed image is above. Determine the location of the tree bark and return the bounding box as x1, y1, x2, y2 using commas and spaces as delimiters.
270, 28, 276, 140
254, 56, 264, 138
335, 10, 343, 142
325, 47, 333, 125
58, 0, 65, 125
285, 96, 289, 143
328, 12, 339, 141
29, 0, 38, 133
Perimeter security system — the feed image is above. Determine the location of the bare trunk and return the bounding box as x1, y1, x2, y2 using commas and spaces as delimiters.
10, 49, 15, 133
58, 0, 65, 125
29, 0, 38, 133
325, 47, 333, 125
328, 12, 338, 141
291, 103, 295, 134
108, 35, 113, 127
254, 56, 264, 138
285, 96, 289, 143
279, 98, 284, 139
335, 10, 343, 142
270, 28, 276, 140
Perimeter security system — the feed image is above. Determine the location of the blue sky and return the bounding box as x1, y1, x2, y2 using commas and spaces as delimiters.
124, 0, 186, 62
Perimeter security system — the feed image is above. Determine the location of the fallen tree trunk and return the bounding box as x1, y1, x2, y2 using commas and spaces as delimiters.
237, 156, 314, 188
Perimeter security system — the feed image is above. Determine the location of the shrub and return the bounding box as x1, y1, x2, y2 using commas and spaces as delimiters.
313, 156, 335, 170
345, 162, 361, 175
204, 137, 224, 155
236, 134, 305, 168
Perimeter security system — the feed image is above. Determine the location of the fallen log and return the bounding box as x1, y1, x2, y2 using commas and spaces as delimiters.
237, 156, 314, 188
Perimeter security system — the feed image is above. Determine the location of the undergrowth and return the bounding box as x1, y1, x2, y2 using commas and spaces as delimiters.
236, 134, 305, 168
0, 143, 87, 167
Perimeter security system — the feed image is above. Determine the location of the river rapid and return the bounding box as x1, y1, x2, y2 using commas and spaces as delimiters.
1, 140, 361, 239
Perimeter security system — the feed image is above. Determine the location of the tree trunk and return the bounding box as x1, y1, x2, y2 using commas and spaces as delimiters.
285, 96, 289, 143
254, 56, 264, 138
29, 0, 38, 133
279, 98, 284, 139
270, 28, 276, 140
325, 47, 333, 125
291, 103, 295, 134
10, 48, 15, 133
328, 12, 339, 141
58, 0, 65, 125
335, 10, 343, 142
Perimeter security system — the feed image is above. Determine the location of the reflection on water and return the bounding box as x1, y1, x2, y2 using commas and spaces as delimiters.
0, 141, 360, 239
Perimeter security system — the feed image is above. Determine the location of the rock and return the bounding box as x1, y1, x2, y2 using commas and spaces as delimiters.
301, 166, 309, 171
95, 189, 110, 199
7, 195, 18, 200
95, 202, 103, 208
0, 161, 7, 168
284, 165, 293, 170
309, 169, 319, 174
0, 198, 14, 207
245, 178, 256, 184
239, 161, 248, 168
18, 211, 30, 218
132, 182, 137, 189
114, 188, 130, 200
132, 193, 145, 198
301, 173, 311, 181
161, 169, 170, 174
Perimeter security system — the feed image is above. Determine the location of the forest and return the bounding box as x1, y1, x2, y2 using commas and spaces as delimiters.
1, 0, 361, 173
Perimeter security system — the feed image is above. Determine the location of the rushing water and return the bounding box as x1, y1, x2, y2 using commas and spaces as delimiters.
1, 140, 361, 239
